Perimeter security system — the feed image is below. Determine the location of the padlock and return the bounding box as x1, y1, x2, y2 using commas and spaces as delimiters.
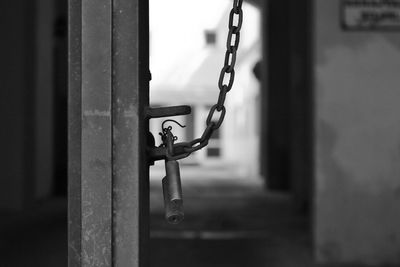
162, 160, 184, 224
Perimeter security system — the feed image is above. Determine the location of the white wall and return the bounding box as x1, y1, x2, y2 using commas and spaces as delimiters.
314, 1, 400, 265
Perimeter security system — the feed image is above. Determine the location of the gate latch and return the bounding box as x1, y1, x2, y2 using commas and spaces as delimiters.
146, 105, 191, 224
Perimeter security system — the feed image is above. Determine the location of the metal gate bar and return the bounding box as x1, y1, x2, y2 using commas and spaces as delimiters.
68, 0, 149, 266
112, 0, 149, 265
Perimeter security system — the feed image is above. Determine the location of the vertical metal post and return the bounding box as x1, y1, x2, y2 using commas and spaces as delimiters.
68, 0, 149, 266
112, 0, 149, 266
68, 0, 83, 264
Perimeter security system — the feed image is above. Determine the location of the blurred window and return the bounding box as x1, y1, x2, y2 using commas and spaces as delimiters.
205, 30, 217, 45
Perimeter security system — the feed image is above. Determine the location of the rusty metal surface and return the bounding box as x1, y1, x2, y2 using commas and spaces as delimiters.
68, 0, 82, 265
81, 0, 113, 265
69, 0, 149, 266
111, 0, 149, 266
146, 105, 191, 119
162, 160, 184, 224
69, 0, 113, 266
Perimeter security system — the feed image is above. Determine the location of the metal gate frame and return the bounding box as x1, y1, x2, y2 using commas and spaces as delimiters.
68, 0, 149, 266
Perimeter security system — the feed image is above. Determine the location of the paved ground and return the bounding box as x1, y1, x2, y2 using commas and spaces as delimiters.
0, 165, 382, 266
0, 199, 68, 267
149, 165, 312, 267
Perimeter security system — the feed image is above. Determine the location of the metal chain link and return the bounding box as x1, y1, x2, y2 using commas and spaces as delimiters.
163, 0, 243, 158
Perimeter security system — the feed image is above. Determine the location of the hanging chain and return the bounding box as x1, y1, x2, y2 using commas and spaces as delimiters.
161, 0, 243, 160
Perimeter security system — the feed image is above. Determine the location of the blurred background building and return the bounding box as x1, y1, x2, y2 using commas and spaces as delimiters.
149, 0, 261, 176
0, 0, 400, 266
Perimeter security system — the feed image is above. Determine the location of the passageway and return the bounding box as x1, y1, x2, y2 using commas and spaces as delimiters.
150, 165, 312, 267
1, 165, 392, 267
1, 166, 312, 267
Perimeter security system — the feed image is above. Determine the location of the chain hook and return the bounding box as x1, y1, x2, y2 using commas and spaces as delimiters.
161, 119, 186, 132
159, 119, 187, 159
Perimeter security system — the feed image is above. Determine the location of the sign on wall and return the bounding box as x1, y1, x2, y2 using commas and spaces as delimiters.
342, 0, 400, 30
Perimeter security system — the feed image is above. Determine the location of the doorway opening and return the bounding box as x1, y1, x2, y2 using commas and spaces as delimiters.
149, 0, 314, 266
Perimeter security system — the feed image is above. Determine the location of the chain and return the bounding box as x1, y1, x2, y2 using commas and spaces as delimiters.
161, 0, 243, 159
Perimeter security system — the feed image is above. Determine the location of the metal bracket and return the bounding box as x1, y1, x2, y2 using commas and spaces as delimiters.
145, 105, 191, 119
146, 105, 191, 165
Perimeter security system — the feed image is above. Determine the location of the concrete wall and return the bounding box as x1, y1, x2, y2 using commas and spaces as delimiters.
0, 0, 55, 210
35, 0, 54, 199
0, 0, 36, 210
314, 1, 400, 265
